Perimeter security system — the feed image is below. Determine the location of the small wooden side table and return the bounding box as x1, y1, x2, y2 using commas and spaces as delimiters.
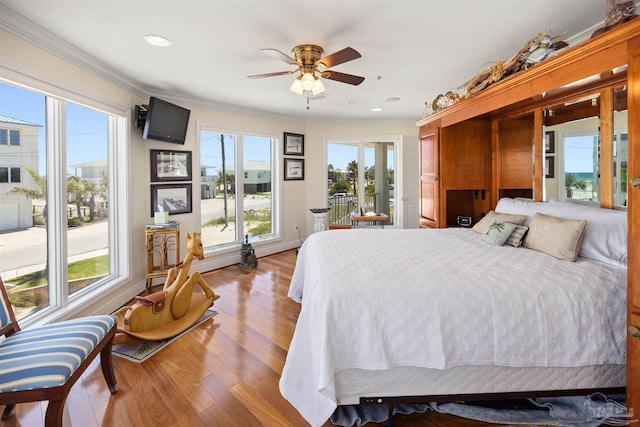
351, 213, 389, 228
145, 224, 180, 293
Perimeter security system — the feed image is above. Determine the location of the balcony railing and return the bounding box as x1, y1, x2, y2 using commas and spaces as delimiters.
328, 193, 393, 225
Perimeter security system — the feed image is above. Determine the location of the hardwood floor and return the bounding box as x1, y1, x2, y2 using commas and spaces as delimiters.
0, 250, 499, 427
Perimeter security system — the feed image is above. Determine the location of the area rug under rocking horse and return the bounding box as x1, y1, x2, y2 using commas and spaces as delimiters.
112, 308, 217, 363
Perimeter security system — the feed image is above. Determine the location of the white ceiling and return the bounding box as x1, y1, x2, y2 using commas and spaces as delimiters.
0, 0, 610, 123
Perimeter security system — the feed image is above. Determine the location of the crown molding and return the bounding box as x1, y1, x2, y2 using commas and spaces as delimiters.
0, 4, 147, 99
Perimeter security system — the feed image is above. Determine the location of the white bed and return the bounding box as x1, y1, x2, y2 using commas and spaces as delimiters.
279, 199, 628, 427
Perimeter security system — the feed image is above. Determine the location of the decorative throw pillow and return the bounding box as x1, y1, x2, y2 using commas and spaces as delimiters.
523, 213, 587, 261
505, 224, 529, 247
479, 220, 517, 246
472, 211, 527, 234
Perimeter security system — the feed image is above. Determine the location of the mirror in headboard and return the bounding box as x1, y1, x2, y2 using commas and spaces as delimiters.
539, 65, 629, 206
542, 93, 601, 203
613, 85, 628, 208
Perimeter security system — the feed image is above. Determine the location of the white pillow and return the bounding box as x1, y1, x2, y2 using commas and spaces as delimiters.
523, 213, 587, 262
495, 197, 547, 225
547, 199, 627, 267
495, 197, 627, 267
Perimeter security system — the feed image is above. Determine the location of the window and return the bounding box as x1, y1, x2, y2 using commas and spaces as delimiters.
10, 167, 20, 182
613, 89, 628, 208
0, 166, 21, 183
563, 134, 599, 202
1, 129, 21, 145
10, 129, 20, 146
613, 132, 628, 207
200, 129, 275, 250
65, 102, 110, 296
543, 95, 600, 205
0, 81, 128, 321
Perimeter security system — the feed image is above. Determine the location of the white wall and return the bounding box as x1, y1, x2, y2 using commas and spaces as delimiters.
1, 28, 419, 315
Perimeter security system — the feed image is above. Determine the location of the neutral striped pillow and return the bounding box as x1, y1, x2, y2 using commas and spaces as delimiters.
505, 225, 529, 247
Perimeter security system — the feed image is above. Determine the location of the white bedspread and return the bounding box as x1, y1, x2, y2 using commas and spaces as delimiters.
279, 228, 627, 427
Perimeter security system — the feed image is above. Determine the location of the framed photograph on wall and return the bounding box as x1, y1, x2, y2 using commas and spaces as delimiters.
284, 158, 304, 181
151, 183, 192, 216
545, 156, 555, 179
284, 132, 304, 156
545, 131, 555, 154
150, 149, 192, 182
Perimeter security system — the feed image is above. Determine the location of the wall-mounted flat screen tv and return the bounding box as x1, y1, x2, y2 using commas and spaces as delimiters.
142, 97, 191, 144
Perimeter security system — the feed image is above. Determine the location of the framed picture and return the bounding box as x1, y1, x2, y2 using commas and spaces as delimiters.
284, 132, 304, 156
545, 156, 555, 179
151, 183, 192, 216
150, 149, 192, 182
545, 131, 555, 154
284, 158, 304, 181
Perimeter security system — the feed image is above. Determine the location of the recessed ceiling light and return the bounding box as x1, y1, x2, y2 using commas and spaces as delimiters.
371, 108, 383, 112
383, 97, 400, 102
144, 34, 173, 47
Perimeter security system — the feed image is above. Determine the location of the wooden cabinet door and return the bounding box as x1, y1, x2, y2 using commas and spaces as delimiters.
420, 133, 439, 227
627, 35, 640, 420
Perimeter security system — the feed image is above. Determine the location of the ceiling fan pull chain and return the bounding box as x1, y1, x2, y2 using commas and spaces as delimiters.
307, 95, 310, 110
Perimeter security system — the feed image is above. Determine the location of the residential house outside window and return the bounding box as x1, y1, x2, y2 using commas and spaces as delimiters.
200, 129, 276, 250
0, 81, 128, 321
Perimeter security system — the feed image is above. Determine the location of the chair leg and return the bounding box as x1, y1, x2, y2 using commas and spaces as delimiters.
1, 404, 15, 420
100, 337, 118, 393
44, 397, 65, 427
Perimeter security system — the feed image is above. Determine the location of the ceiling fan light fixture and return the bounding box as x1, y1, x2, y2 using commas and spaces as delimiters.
312, 78, 326, 95
301, 72, 315, 91
250, 44, 364, 102
290, 77, 304, 95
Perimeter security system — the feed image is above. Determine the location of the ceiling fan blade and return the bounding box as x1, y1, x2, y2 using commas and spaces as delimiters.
316, 47, 361, 69
261, 48, 299, 65
247, 71, 295, 79
321, 70, 365, 86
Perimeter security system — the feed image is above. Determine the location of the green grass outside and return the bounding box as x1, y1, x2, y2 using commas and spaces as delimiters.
8, 254, 109, 289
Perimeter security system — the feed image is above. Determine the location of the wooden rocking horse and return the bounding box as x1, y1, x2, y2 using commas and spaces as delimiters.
114, 232, 220, 344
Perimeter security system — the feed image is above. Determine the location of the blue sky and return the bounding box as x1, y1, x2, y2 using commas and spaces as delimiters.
563, 135, 597, 173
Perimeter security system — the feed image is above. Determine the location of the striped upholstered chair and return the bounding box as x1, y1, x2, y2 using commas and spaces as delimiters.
0, 275, 118, 426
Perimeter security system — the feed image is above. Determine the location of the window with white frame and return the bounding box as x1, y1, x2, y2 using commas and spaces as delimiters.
0, 166, 21, 183
199, 129, 276, 250
0, 128, 20, 146
0, 81, 128, 321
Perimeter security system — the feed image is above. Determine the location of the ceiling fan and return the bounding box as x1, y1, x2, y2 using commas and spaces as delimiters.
247, 44, 365, 96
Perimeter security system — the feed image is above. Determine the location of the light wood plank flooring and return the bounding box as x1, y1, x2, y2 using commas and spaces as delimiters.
0, 250, 504, 427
